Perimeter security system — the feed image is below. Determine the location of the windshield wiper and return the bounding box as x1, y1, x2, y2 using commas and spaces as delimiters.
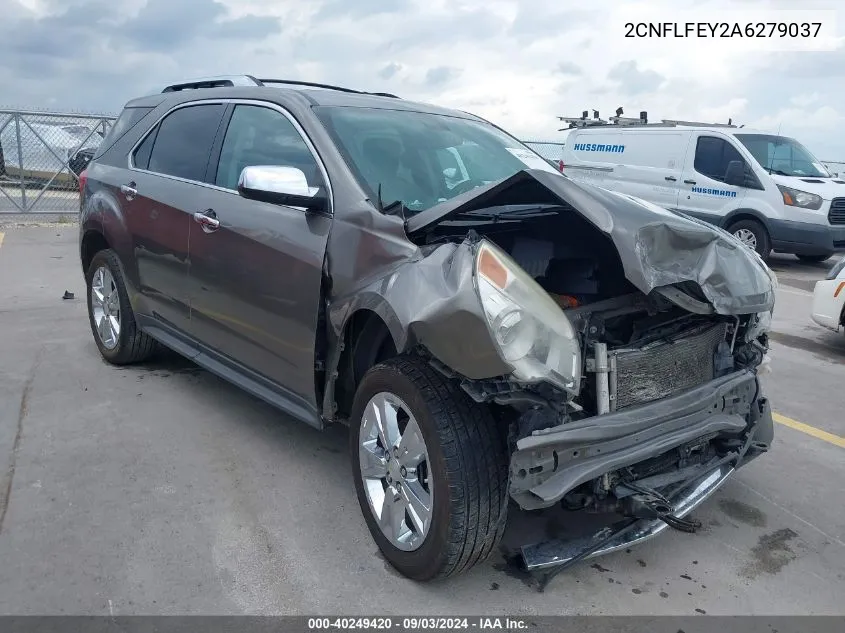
382, 198, 409, 219
764, 167, 790, 176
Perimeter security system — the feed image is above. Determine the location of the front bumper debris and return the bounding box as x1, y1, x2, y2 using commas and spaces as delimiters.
520, 463, 734, 571
509, 369, 772, 511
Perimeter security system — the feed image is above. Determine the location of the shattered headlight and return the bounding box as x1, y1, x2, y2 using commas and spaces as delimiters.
473, 239, 581, 394
744, 310, 772, 343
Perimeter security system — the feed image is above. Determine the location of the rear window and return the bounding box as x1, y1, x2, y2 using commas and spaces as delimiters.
93, 106, 154, 159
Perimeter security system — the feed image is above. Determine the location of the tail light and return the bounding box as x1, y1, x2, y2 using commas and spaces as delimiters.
78, 168, 88, 195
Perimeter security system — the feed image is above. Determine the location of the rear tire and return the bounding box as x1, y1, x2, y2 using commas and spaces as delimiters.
349, 355, 509, 581
797, 254, 832, 264
85, 249, 158, 365
727, 219, 771, 261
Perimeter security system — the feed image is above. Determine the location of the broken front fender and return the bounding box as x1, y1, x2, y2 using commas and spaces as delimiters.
331, 240, 513, 381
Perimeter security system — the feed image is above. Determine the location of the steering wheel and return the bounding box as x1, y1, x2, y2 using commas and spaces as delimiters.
448, 178, 484, 197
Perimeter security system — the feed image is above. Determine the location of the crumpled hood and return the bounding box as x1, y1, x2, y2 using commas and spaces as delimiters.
406, 169, 776, 315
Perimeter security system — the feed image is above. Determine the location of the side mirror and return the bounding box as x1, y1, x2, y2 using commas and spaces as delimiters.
237, 165, 328, 212
724, 160, 746, 187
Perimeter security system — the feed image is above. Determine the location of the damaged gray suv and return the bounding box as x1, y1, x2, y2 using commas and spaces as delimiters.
78, 75, 776, 581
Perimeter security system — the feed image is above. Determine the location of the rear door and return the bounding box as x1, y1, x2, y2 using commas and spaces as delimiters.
125, 102, 228, 335
676, 134, 749, 223
187, 102, 332, 415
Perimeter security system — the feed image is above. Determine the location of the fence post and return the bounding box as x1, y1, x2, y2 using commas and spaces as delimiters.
14, 113, 27, 212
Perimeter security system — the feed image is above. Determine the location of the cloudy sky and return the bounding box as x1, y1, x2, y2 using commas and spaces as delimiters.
2, 0, 845, 160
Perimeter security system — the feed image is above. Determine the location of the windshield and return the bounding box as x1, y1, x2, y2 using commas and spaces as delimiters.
313, 105, 559, 214
735, 133, 830, 178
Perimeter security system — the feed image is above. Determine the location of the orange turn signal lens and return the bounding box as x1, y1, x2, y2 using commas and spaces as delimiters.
478, 247, 509, 289
834, 282, 845, 299
781, 190, 794, 205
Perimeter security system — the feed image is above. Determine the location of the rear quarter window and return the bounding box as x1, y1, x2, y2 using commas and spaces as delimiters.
93, 106, 154, 159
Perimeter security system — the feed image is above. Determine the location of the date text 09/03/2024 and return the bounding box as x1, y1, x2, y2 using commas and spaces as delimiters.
307, 617, 529, 631
625, 21, 823, 38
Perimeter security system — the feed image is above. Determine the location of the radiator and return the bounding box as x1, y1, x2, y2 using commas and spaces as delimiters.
610, 323, 728, 410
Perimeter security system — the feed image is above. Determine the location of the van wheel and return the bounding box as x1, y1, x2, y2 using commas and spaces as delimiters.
797, 254, 832, 264
85, 249, 158, 365
349, 355, 509, 581
727, 219, 771, 261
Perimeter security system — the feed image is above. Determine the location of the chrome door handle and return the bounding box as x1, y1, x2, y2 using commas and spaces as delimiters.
120, 182, 137, 200
193, 209, 220, 233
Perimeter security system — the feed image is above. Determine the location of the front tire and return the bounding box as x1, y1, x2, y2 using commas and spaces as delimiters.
349, 355, 509, 581
85, 248, 158, 365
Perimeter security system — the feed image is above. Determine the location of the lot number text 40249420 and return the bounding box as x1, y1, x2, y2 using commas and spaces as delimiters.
624, 21, 823, 38
307, 617, 529, 631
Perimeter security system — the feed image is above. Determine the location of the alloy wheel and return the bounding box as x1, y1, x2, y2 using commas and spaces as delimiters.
358, 392, 433, 551
91, 265, 121, 350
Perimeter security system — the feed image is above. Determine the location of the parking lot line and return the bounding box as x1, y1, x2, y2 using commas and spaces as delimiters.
0, 232, 4, 250
774, 412, 845, 448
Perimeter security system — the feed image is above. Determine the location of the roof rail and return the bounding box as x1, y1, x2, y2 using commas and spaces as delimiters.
161, 75, 262, 92
557, 107, 738, 130
258, 78, 400, 98
160, 74, 401, 98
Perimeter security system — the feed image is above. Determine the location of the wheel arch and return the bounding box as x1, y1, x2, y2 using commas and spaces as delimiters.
80, 227, 111, 273
721, 208, 772, 233
331, 306, 402, 420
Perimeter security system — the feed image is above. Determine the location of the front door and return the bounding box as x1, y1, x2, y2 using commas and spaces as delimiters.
676, 134, 749, 224
187, 102, 332, 417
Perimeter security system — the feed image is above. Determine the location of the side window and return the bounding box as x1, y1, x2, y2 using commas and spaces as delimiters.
215, 105, 321, 191
132, 126, 157, 170
94, 106, 153, 159
693, 136, 747, 183
146, 104, 226, 181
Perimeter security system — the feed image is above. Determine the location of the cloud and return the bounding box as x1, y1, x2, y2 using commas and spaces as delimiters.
607, 61, 665, 95
556, 62, 582, 76
425, 66, 461, 86
313, 0, 411, 21
379, 63, 404, 80
1, 0, 844, 163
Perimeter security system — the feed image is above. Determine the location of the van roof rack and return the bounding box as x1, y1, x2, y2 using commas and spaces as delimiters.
558, 107, 738, 130
161, 75, 400, 98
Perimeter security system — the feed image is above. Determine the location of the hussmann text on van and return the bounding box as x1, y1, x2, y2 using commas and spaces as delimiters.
624, 22, 822, 39
692, 186, 738, 198
572, 143, 625, 153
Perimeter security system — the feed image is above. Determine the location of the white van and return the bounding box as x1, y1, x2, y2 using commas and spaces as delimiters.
560, 121, 845, 262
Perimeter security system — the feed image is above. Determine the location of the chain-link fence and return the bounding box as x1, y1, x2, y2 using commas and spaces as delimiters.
0, 110, 116, 214
523, 140, 566, 164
